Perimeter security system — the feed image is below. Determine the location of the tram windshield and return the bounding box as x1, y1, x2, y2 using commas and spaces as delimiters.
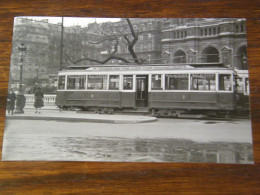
58, 76, 65, 90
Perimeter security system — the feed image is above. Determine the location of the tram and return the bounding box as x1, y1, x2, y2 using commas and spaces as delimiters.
55, 64, 250, 117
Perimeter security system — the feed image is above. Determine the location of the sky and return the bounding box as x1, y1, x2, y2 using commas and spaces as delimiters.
17, 17, 121, 27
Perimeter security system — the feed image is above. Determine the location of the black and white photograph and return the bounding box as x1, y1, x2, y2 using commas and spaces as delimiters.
2, 17, 253, 164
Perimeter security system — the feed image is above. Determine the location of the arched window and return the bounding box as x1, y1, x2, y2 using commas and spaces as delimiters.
173, 50, 186, 63
202, 47, 219, 63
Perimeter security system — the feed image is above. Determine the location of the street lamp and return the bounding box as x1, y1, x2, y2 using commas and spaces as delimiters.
14, 43, 26, 114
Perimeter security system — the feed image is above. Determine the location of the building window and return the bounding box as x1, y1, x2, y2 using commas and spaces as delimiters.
185, 31, 187, 37
109, 75, 119, 90
87, 75, 107, 90
204, 29, 208, 36
201, 29, 203, 36
236, 25, 239, 33
209, 28, 211, 36
165, 74, 189, 90
218, 27, 221, 34
213, 28, 216, 35
190, 74, 216, 91
173, 32, 176, 39
123, 75, 133, 90
58, 76, 65, 90
240, 24, 244, 32
177, 31, 179, 39
67, 75, 86, 90
219, 74, 232, 91
151, 74, 162, 90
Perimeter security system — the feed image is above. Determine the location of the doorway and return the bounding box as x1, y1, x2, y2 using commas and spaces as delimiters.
136, 75, 148, 107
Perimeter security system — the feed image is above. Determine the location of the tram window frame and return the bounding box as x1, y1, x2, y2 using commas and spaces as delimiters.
123, 75, 133, 90
245, 78, 250, 95
58, 75, 66, 90
218, 74, 232, 91
67, 75, 86, 90
190, 74, 216, 91
109, 75, 120, 90
165, 74, 189, 90
236, 77, 244, 94
151, 74, 162, 90
87, 75, 108, 90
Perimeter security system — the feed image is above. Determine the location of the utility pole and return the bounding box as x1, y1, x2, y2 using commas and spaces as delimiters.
60, 17, 64, 71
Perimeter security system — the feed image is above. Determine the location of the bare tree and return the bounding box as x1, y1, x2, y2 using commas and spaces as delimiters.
64, 18, 144, 66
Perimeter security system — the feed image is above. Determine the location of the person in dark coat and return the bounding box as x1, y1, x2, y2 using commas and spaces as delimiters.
6, 89, 16, 115
34, 87, 44, 113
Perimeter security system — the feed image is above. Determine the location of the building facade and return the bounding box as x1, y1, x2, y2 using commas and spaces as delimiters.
161, 18, 247, 69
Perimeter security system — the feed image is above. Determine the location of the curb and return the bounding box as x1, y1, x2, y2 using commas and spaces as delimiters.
5, 115, 157, 124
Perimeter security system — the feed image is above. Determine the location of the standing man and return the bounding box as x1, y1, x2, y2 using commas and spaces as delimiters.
34, 87, 44, 114
6, 89, 16, 115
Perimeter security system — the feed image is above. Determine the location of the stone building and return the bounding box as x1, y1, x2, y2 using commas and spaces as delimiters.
99, 18, 165, 64
11, 18, 50, 86
161, 18, 247, 70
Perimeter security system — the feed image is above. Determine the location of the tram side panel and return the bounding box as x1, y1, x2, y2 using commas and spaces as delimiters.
120, 92, 135, 108
56, 91, 121, 108
148, 92, 235, 111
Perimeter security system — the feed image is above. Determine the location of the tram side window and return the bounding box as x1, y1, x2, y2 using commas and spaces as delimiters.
123, 75, 133, 90
219, 74, 232, 91
58, 76, 65, 90
109, 75, 119, 90
191, 74, 216, 91
245, 78, 250, 94
87, 75, 107, 90
165, 74, 188, 90
151, 74, 162, 90
236, 77, 243, 93
67, 75, 86, 90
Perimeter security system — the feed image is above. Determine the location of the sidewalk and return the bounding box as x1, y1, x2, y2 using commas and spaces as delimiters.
5, 109, 157, 124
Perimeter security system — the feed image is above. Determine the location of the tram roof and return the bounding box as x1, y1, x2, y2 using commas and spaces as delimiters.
61, 63, 230, 73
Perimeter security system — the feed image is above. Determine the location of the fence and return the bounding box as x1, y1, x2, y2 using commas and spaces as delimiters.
25, 94, 56, 106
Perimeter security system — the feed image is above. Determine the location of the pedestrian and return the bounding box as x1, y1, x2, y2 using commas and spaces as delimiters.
6, 89, 16, 115
34, 87, 44, 113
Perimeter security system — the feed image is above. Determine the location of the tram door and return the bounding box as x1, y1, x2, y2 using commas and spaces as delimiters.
136, 75, 148, 107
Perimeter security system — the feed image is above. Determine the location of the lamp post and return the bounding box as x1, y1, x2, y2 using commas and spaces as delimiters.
14, 43, 26, 114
